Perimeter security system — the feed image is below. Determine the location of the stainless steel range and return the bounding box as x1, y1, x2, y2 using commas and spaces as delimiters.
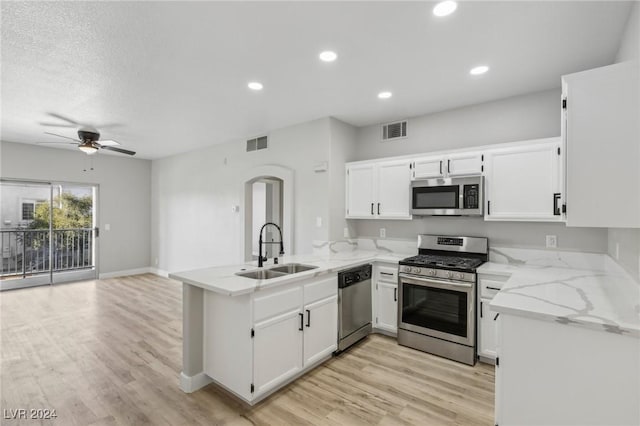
397, 235, 488, 365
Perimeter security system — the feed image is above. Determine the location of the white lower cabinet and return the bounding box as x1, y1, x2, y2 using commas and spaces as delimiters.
478, 298, 497, 359
477, 274, 508, 362
253, 309, 303, 396
203, 274, 338, 404
374, 264, 398, 334
376, 282, 398, 333
303, 295, 338, 366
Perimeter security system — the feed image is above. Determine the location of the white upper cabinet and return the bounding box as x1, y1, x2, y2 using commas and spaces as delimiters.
412, 152, 483, 179
485, 138, 563, 222
346, 163, 376, 218
346, 160, 411, 220
447, 152, 483, 177
562, 61, 639, 228
377, 160, 412, 219
412, 156, 444, 179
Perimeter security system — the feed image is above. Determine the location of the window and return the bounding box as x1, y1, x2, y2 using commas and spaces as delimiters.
20, 199, 46, 221
21, 202, 35, 221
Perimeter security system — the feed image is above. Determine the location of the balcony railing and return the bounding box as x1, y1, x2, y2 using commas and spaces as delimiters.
0, 228, 94, 279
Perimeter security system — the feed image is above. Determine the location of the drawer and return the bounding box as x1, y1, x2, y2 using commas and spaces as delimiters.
304, 276, 337, 305
479, 274, 509, 299
377, 265, 398, 283
253, 286, 302, 323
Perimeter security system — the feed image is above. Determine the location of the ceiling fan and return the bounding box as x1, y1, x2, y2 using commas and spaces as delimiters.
37, 113, 135, 156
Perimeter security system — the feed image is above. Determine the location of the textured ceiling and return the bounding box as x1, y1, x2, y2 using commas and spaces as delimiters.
1, 1, 632, 159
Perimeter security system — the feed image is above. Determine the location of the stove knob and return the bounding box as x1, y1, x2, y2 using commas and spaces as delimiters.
412, 267, 421, 274
446, 271, 453, 279
455, 272, 464, 280
403, 266, 411, 273
429, 269, 437, 276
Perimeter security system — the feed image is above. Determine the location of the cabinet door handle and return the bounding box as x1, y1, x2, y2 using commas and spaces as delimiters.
394, 288, 397, 302
380, 272, 394, 276
305, 309, 311, 327
447, 159, 451, 174
371, 203, 374, 215
486, 286, 501, 291
298, 313, 304, 331
439, 160, 442, 175
480, 301, 483, 318
553, 193, 561, 216
493, 313, 500, 321
377, 203, 381, 215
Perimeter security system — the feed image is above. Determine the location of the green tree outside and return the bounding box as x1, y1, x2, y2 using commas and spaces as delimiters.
29, 193, 93, 229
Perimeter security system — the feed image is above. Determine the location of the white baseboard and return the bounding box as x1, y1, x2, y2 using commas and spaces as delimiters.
180, 371, 212, 393
99, 267, 152, 279
150, 268, 169, 278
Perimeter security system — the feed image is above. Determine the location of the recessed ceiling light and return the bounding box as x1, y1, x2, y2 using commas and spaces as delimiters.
378, 91, 392, 99
319, 51, 338, 62
247, 82, 263, 91
433, 1, 458, 17
469, 65, 490, 76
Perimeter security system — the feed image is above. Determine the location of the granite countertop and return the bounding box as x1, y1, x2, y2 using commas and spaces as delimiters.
169, 250, 406, 297
480, 253, 640, 337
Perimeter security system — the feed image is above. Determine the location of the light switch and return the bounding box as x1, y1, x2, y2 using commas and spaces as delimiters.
380, 228, 386, 238
316, 217, 322, 228
104, 223, 111, 231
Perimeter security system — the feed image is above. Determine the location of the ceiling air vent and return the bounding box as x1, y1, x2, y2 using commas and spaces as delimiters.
246, 136, 268, 152
381, 120, 408, 141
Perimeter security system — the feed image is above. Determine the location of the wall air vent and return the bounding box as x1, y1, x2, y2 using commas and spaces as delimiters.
381, 120, 408, 141
246, 136, 268, 152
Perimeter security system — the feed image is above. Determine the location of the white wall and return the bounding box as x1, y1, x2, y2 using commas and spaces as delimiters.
355, 89, 561, 160
351, 89, 608, 252
151, 117, 331, 273
0, 141, 152, 274
328, 118, 358, 241
609, 2, 640, 281
615, 2, 639, 63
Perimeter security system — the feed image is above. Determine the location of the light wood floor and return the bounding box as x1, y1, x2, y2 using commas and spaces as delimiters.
1, 274, 494, 426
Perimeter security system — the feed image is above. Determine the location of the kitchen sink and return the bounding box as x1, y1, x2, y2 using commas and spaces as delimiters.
235, 263, 319, 280
235, 269, 288, 280
269, 263, 318, 274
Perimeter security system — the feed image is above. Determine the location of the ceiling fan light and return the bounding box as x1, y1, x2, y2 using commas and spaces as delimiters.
79, 143, 98, 155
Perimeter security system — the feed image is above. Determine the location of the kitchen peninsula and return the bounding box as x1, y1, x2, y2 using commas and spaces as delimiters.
169, 250, 405, 404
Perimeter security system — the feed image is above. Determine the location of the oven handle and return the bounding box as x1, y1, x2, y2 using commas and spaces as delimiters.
399, 273, 473, 290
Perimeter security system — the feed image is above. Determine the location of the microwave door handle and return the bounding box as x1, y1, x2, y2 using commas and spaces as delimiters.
439, 160, 442, 175
447, 159, 450, 174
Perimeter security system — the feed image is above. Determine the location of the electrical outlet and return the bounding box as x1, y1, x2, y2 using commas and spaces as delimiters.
380, 228, 386, 238
316, 217, 322, 228
546, 235, 557, 248
343, 227, 349, 238
154, 258, 159, 266
104, 223, 111, 231
615, 243, 620, 260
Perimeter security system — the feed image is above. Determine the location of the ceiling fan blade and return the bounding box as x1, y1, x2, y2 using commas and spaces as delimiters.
44, 131, 80, 142
36, 141, 78, 145
46, 112, 80, 125
100, 145, 136, 156
39, 122, 78, 128
98, 139, 121, 146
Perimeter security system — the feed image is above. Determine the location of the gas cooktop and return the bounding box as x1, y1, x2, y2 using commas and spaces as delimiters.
399, 254, 484, 272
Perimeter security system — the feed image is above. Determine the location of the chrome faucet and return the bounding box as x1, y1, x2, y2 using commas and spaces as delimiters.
258, 222, 284, 267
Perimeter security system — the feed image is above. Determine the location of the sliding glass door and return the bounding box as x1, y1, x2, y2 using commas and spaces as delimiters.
0, 179, 98, 290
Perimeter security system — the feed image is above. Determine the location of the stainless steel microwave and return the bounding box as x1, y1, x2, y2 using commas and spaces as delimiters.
411, 176, 484, 216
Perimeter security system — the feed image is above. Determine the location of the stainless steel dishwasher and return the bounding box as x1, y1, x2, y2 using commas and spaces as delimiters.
337, 264, 372, 352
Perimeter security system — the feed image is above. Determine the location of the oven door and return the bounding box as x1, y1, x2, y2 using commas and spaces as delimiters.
398, 274, 475, 346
